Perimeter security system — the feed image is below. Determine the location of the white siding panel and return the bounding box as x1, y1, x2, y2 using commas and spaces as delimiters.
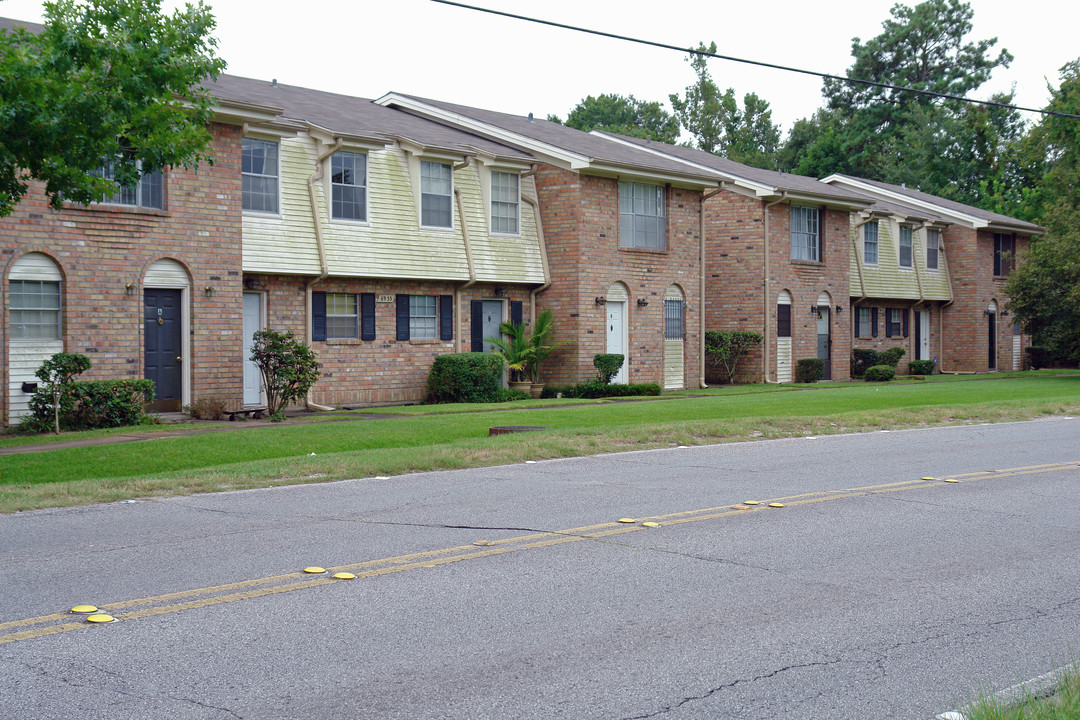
777, 337, 792, 383
9, 340, 63, 419
664, 338, 684, 389
243, 136, 321, 275
144, 258, 190, 288
11, 253, 62, 281
1013, 335, 1022, 371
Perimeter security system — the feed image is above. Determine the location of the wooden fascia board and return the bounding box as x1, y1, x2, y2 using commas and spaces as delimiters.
210, 99, 284, 126
376, 93, 589, 169
391, 136, 473, 163
822, 175, 987, 228
584, 162, 720, 190
778, 191, 872, 210
304, 122, 391, 150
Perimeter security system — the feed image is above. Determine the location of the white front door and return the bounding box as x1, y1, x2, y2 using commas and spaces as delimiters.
606, 301, 627, 384
243, 292, 264, 406
919, 310, 931, 361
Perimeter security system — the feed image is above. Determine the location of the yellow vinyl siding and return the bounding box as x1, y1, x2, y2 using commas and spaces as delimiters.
849, 216, 950, 302
243, 135, 545, 283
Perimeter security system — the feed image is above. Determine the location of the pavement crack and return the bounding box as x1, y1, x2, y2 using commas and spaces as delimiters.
619, 657, 847, 719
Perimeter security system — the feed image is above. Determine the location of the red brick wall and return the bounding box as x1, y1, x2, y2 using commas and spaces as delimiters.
251, 275, 536, 406
705, 191, 852, 382
1, 123, 244, 422
535, 167, 701, 388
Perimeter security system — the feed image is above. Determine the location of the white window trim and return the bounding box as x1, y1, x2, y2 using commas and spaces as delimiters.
619, 181, 667, 250
409, 295, 439, 339
93, 159, 164, 210
325, 292, 359, 339
790, 205, 821, 262
419, 160, 454, 231
898, 225, 914, 270
489, 169, 521, 236
328, 151, 370, 225
926, 228, 941, 271
241, 137, 282, 217
863, 220, 879, 266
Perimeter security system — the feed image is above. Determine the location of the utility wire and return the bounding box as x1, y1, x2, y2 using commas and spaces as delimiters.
431, 0, 1080, 121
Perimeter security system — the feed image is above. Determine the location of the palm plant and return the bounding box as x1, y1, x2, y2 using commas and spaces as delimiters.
485, 320, 534, 382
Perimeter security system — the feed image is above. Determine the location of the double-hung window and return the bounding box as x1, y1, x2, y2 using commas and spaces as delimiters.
409, 295, 438, 339
994, 233, 1014, 276
491, 171, 519, 234
325, 293, 359, 339
331, 152, 367, 221
94, 159, 163, 209
855, 307, 872, 338
899, 226, 913, 268
242, 138, 279, 213
619, 181, 666, 250
421, 161, 452, 228
790, 206, 820, 262
10, 280, 61, 339
863, 221, 879, 264
885, 309, 903, 337
926, 229, 941, 270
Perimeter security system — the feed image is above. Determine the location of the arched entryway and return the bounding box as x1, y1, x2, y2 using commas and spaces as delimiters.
776, 290, 792, 383
817, 291, 832, 380
663, 285, 685, 389
8, 253, 64, 421
143, 259, 191, 412
987, 299, 998, 372
606, 282, 629, 384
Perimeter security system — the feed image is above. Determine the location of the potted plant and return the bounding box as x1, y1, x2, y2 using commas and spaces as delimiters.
526, 310, 568, 398
486, 320, 534, 394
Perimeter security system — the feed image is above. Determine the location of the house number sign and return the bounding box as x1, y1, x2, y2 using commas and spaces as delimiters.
376, 294, 393, 304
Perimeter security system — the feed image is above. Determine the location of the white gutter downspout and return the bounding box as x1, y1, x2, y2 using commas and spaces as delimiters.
521, 166, 550, 324
699, 184, 723, 389
762, 193, 787, 384
304, 137, 342, 412
453, 157, 476, 352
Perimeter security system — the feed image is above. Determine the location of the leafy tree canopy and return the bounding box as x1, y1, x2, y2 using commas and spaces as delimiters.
0, 0, 227, 216
564, 93, 680, 144
669, 42, 781, 169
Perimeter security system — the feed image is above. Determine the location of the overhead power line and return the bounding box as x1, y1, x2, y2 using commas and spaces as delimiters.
431, 0, 1080, 121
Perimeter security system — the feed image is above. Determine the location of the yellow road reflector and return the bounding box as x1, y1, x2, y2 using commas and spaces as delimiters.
303, 566, 326, 574
642, 522, 660, 528
743, 501, 760, 506
86, 614, 115, 623
332, 572, 356, 580
70, 605, 98, 614
768, 503, 785, 508
922, 477, 935, 481
945, 478, 959, 483
618, 518, 636, 524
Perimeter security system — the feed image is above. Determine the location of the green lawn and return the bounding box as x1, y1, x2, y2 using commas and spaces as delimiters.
2, 372, 1078, 512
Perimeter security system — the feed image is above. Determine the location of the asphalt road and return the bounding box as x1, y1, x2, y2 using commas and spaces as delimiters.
2, 417, 1079, 719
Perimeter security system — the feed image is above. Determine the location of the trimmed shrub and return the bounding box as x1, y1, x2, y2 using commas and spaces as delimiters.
851, 349, 879, 377
704, 330, 763, 383
541, 382, 661, 399
865, 365, 895, 382
250, 329, 321, 421
426, 353, 504, 403
879, 347, 906, 368
25, 378, 155, 432
795, 358, 824, 383
593, 354, 625, 384
908, 360, 935, 376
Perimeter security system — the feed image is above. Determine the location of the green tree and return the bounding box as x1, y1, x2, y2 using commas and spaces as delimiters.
250, 329, 322, 421
0, 0, 227, 216
776, 109, 851, 177
669, 42, 781, 168
1006, 60, 1080, 365
563, 93, 680, 144
821, 0, 1012, 180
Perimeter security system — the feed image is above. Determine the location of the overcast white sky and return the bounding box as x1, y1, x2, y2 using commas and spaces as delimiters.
2, 0, 1077, 135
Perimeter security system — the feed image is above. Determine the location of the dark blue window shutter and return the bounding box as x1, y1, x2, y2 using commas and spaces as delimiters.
396, 294, 410, 341
439, 295, 453, 341
312, 292, 327, 341
361, 293, 376, 341
511, 301, 523, 327
818, 208, 825, 260
471, 300, 484, 352
902, 309, 910, 338
871, 308, 879, 338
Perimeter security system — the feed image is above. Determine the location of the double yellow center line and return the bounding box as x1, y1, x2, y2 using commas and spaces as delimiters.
3, 460, 1076, 647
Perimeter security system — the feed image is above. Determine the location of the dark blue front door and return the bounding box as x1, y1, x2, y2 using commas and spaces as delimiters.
144, 289, 182, 411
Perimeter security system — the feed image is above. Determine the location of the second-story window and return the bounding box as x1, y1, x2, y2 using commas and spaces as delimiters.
863, 220, 879, 264
491, 171, 519, 234
242, 138, 279, 213
790, 205, 820, 262
994, 233, 1014, 276
421, 161, 452, 228
619, 181, 666, 250
331, 151, 367, 221
94, 159, 163, 209
926, 229, 941, 270
899, 226, 913, 268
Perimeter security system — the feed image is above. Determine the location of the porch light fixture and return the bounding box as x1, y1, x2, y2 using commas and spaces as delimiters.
809, 305, 818, 316
637, 298, 649, 307
125, 282, 135, 295
243, 278, 265, 291
1000, 310, 1009, 317
595, 297, 607, 306
204, 285, 215, 297
493, 287, 508, 297
835, 305, 843, 315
